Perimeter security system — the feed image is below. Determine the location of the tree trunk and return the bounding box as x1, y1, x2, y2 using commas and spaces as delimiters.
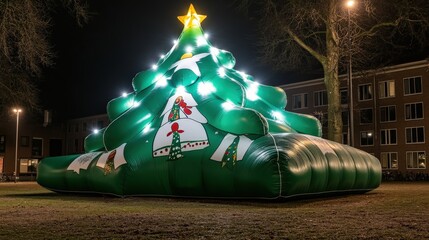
323, 63, 342, 143
324, 0, 342, 143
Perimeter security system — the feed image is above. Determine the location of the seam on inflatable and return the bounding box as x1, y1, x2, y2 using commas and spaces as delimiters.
224, 71, 246, 107
269, 133, 282, 197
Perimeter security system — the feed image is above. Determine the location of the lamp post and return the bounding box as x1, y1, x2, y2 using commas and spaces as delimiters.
346, 0, 355, 147
13, 108, 22, 183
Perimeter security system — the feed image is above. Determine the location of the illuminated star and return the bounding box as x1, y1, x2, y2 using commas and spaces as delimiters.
169, 53, 210, 76
177, 4, 207, 29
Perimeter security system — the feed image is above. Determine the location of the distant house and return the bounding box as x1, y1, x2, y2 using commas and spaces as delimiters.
0, 113, 109, 180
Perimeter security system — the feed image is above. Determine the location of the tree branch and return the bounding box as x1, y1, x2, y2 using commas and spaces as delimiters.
284, 25, 326, 64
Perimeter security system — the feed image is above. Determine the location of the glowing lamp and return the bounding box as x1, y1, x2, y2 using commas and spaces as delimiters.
346, 0, 355, 8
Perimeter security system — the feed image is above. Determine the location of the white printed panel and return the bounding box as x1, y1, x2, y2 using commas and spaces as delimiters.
96, 143, 127, 169
153, 119, 209, 157
210, 134, 253, 162
160, 92, 207, 125
67, 152, 101, 174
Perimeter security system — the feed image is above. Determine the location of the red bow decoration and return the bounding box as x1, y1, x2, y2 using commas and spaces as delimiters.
167, 122, 184, 137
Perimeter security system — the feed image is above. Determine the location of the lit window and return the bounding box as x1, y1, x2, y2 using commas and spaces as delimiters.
358, 84, 372, 101
406, 151, 426, 169
379, 80, 395, 98
380, 152, 398, 169
19, 159, 39, 173
360, 131, 374, 146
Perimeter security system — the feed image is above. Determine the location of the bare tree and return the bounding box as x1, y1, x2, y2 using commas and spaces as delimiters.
0, 0, 90, 118
233, 0, 429, 142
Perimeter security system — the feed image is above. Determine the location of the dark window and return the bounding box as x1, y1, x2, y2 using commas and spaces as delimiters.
49, 139, 63, 156
405, 102, 423, 120
360, 109, 373, 124
342, 111, 349, 126
404, 76, 422, 95
21, 136, 29, 147
314, 91, 328, 107
342, 132, 348, 145
380, 129, 397, 145
380, 106, 396, 122
406, 127, 425, 143
360, 131, 374, 146
340, 88, 348, 104
293, 93, 308, 109
0, 135, 5, 153
31, 138, 43, 157
74, 139, 79, 153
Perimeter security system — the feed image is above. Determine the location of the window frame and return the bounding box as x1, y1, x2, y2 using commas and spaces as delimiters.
380, 105, 397, 123
31, 137, 43, 157
380, 152, 398, 169
380, 128, 397, 145
292, 93, 308, 109
358, 83, 373, 101
405, 126, 425, 144
406, 151, 426, 169
379, 80, 395, 99
404, 102, 424, 121
403, 76, 423, 96
359, 108, 373, 125
360, 130, 374, 146
314, 90, 328, 107
340, 88, 348, 105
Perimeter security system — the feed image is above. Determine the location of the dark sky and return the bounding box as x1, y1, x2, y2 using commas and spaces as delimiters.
43, 0, 302, 120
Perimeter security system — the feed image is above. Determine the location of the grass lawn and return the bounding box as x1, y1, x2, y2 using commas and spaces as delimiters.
0, 181, 428, 239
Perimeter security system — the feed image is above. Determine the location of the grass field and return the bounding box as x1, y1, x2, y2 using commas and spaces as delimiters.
0, 181, 428, 240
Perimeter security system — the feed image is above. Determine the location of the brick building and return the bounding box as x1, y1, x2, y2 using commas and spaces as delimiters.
280, 59, 429, 176
0, 113, 109, 180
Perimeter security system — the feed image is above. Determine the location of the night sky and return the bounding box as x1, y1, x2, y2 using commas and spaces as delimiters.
42, 1, 302, 120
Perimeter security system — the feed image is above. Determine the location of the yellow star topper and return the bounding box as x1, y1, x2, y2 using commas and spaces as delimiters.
178, 4, 207, 29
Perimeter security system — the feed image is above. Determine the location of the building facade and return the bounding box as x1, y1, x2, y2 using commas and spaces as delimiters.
0, 116, 66, 181
0, 113, 109, 180
280, 59, 429, 177
65, 114, 110, 154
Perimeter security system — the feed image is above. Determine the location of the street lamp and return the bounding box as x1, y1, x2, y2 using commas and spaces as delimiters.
13, 108, 22, 183
346, 0, 355, 8
346, 0, 355, 147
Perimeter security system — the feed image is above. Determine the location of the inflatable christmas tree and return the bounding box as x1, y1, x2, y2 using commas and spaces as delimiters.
37, 4, 381, 199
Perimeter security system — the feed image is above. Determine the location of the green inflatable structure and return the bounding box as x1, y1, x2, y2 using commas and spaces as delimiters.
37, 4, 381, 199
